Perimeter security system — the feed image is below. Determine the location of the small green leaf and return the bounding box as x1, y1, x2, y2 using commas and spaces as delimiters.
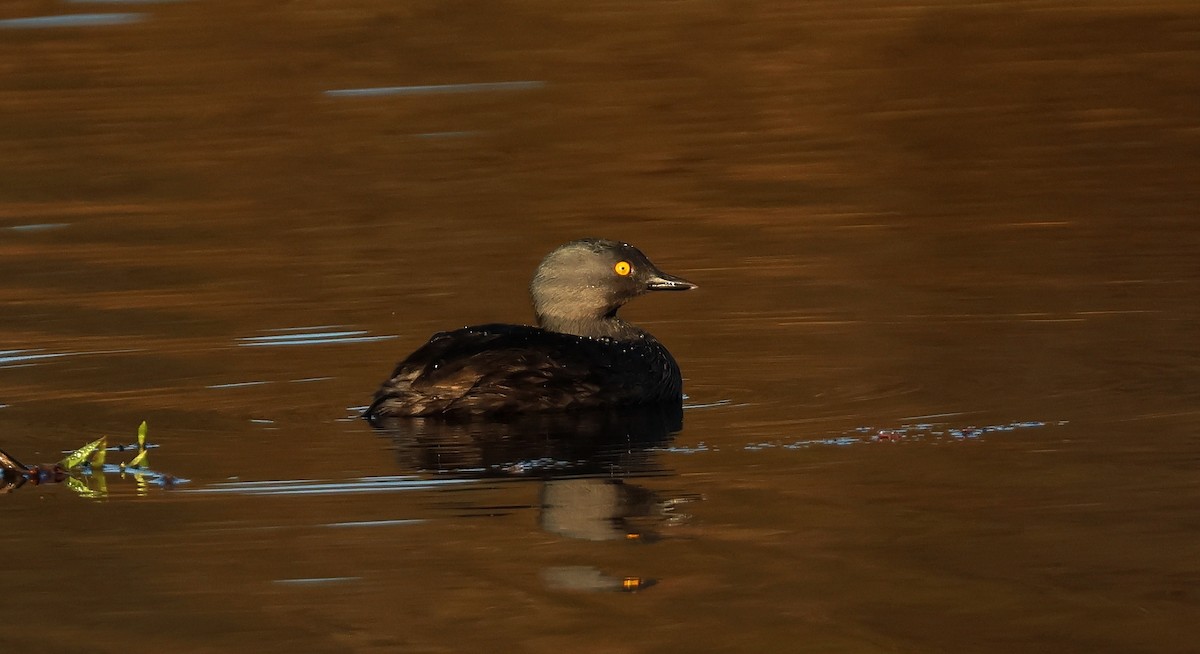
127, 421, 149, 468
127, 448, 148, 469
64, 476, 90, 495
64, 475, 105, 499
60, 437, 107, 469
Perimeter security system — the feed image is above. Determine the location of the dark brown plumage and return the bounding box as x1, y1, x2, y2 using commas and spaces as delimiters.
365, 239, 695, 419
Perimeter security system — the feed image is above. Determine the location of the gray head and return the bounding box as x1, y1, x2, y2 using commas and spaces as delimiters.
530, 238, 696, 340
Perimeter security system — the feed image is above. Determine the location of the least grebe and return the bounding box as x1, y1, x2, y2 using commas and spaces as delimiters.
365, 238, 696, 419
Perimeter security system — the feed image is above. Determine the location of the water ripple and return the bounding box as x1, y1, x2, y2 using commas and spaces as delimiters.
0, 13, 144, 28
236, 329, 397, 347
206, 380, 271, 389
0, 347, 141, 369
188, 475, 475, 496
414, 131, 480, 139
324, 80, 545, 98
744, 420, 1063, 451
320, 519, 425, 528
7, 223, 70, 232
273, 577, 360, 585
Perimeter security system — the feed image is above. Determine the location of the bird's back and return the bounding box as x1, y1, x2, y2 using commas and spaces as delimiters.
365, 324, 682, 418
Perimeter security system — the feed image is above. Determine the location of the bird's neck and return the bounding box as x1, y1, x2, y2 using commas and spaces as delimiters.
537, 312, 645, 341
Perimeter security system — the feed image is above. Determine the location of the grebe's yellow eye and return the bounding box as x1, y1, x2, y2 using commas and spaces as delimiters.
614, 261, 632, 276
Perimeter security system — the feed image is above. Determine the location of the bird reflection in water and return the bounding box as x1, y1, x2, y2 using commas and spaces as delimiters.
368, 403, 681, 476
368, 403, 696, 544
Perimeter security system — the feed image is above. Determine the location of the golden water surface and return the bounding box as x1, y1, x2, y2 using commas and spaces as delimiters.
1, 1, 1198, 652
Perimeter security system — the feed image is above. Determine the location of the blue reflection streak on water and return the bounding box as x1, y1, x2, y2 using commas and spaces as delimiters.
661, 443, 713, 454
237, 329, 397, 347
80, 463, 188, 486
683, 399, 733, 410
743, 420, 1057, 451
242, 330, 368, 342
273, 577, 361, 585
8, 223, 70, 232
239, 335, 396, 346
0, 350, 75, 366
0, 13, 144, 28
58, 442, 161, 454
325, 80, 545, 98
901, 411, 968, 420
215, 478, 323, 486
189, 475, 475, 496
320, 519, 425, 528
265, 325, 347, 332
414, 131, 480, 139
778, 437, 860, 449
0, 347, 141, 368
206, 380, 271, 389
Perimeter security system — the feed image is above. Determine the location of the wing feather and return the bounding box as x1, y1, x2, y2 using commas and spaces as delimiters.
368, 325, 649, 417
